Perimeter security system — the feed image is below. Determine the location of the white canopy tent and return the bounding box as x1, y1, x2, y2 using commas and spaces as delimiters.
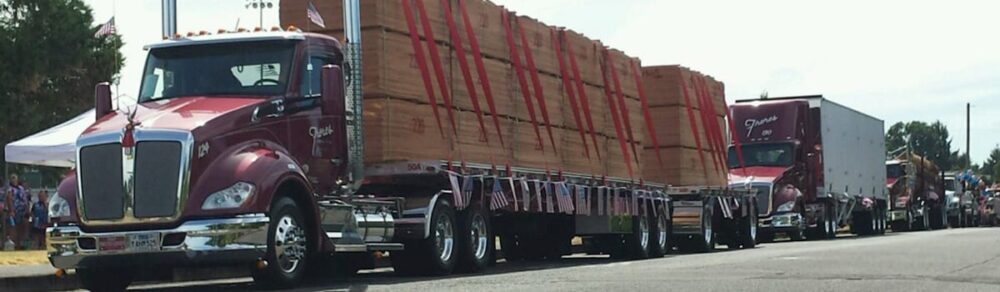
4, 109, 94, 168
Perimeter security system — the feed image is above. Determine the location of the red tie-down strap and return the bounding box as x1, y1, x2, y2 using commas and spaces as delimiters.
414, 0, 458, 137
552, 28, 589, 159
691, 75, 722, 174
630, 60, 663, 168
516, 17, 558, 153
440, 0, 489, 144
699, 76, 742, 177
599, 47, 634, 179
401, 0, 445, 138
564, 32, 602, 160
696, 76, 727, 177
458, 0, 505, 148
501, 11, 545, 152
606, 52, 639, 164
679, 73, 709, 177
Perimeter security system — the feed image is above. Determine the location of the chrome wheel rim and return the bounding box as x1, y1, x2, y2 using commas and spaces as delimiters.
435, 213, 455, 263
470, 213, 488, 261
657, 214, 668, 251
750, 211, 758, 241
274, 215, 306, 273
703, 208, 713, 245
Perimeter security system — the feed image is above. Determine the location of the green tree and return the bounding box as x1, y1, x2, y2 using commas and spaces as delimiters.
983, 146, 1000, 179
0, 0, 123, 171
885, 121, 959, 171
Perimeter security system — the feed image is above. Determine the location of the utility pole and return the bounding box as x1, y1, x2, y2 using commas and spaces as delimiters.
967, 102, 971, 169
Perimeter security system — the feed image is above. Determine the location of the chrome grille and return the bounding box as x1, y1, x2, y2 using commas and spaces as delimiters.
133, 141, 182, 218
79, 144, 125, 220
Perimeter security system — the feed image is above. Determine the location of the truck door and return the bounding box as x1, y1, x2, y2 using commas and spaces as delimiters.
286, 44, 346, 195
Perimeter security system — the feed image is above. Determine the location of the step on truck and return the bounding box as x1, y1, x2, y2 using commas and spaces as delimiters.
728, 95, 887, 242
44, 1, 755, 290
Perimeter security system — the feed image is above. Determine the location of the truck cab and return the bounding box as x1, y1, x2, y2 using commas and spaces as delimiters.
47, 30, 359, 290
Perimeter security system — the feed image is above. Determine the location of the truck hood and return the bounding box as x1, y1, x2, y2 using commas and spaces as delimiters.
82, 97, 265, 137
729, 166, 787, 184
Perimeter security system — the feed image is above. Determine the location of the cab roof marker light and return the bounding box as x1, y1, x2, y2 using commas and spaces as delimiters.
218, 29, 227, 34
254, 27, 263, 32
271, 26, 281, 32
286, 25, 300, 32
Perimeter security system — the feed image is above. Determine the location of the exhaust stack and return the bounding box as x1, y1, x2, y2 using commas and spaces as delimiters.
343, 0, 365, 194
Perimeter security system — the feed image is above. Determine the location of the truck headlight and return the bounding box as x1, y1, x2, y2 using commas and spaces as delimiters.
48, 193, 71, 218
776, 201, 795, 212
202, 182, 255, 210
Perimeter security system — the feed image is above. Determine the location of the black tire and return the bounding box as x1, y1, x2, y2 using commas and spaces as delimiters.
626, 214, 652, 259
649, 211, 670, 258
948, 216, 959, 228
499, 231, 523, 261
877, 208, 887, 235
456, 205, 493, 273
758, 230, 775, 243
392, 199, 457, 276
789, 226, 806, 241
78, 268, 133, 292
738, 200, 758, 249
693, 200, 716, 253
252, 197, 309, 289
825, 202, 838, 239
913, 205, 930, 231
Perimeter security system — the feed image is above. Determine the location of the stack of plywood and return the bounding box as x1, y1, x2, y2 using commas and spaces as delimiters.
640, 65, 729, 186
281, 0, 645, 179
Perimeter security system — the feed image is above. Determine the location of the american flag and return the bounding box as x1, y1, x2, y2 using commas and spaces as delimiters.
461, 176, 475, 209
556, 182, 574, 214
597, 187, 605, 216
306, 1, 326, 28
520, 179, 531, 211
545, 182, 556, 213
448, 172, 463, 208
507, 178, 518, 211
533, 180, 543, 212
489, 178, 509, 211
577, 186, 589, 215
94, 17, 116, 37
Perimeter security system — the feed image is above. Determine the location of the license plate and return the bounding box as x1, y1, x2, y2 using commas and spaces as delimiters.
97, 233, 160, 252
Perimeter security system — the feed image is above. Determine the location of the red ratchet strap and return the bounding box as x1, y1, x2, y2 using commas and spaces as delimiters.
692, 76, 721, 173
700, 77, 738, 176
502, 11, 544, 151
697, 76, 726, 175
564, 33, 601, 159
401, 0, 445, 138
415, 0, 458, 137
441, 0, 489, 144
552, 28, 589, 158
517, 18, 557, 153
459, 0, 505, 147
722, 90, 748, 176
607, 53, 639, 164
679, 74, 709, 176
600, 47, 634, 178
630, 60, 663, 168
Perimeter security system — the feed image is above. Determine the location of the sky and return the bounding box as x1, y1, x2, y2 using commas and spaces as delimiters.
83, 0, 1000, 164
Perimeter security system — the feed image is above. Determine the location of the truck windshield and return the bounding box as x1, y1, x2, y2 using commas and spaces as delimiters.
728, 143, 794, 168
886, 164, 904, 179
944, 178, 956, 191
138, 40, 296, 102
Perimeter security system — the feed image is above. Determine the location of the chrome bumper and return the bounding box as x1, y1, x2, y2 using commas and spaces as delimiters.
758, 212, 802, 229
47, 215, 269, 269
889, 209, 907, 221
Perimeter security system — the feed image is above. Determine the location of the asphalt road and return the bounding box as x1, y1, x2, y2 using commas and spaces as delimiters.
87, 227, 1000, 292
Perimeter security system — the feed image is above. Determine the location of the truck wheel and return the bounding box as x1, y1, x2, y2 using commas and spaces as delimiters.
78, 267, 133, 292
456, 204, 493, 273
252, 197, 309, 289
649, 211, 670, 257
392, 199, 457, 276
626, 214, 651, 259
822, 202, 837, 239
877, 209, 887, 235
758, 231, 775, 243
738, 201, 758, 249
693, 200, 716, 253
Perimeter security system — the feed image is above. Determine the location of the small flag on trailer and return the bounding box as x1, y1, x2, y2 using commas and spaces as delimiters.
95, 17, 116, 37
448, 172, 462, 208
306, 1, 326, 28
545, 181, 556, 213
461, 176, 475, 209
507, 177, 518, 211
490, 178, 509, 210
556, 182, 574, 214
520, 178, 531, 211
534, 180, 543, 212
597, 187, 605, 216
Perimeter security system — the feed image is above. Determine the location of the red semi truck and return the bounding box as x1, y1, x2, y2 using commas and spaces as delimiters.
728, 96, 887, 242
885, 152, 946, 231
44, 1, 757, 290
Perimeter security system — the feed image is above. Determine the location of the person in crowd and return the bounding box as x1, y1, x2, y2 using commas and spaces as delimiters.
5, 174, 29, 250
30, 189, 49, 250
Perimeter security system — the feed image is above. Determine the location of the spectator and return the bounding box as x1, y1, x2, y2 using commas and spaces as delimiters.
5, 174, 29, 250
30, 189, 49, 250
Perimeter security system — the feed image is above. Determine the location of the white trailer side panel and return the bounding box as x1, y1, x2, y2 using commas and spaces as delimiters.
818, 99, 886, 200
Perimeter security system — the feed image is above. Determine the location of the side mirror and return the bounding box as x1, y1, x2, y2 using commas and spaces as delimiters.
320, 65, 345, 116
94, 82, 113, 120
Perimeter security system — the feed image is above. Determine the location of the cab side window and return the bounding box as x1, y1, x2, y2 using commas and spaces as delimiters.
299, 51, 334, 97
